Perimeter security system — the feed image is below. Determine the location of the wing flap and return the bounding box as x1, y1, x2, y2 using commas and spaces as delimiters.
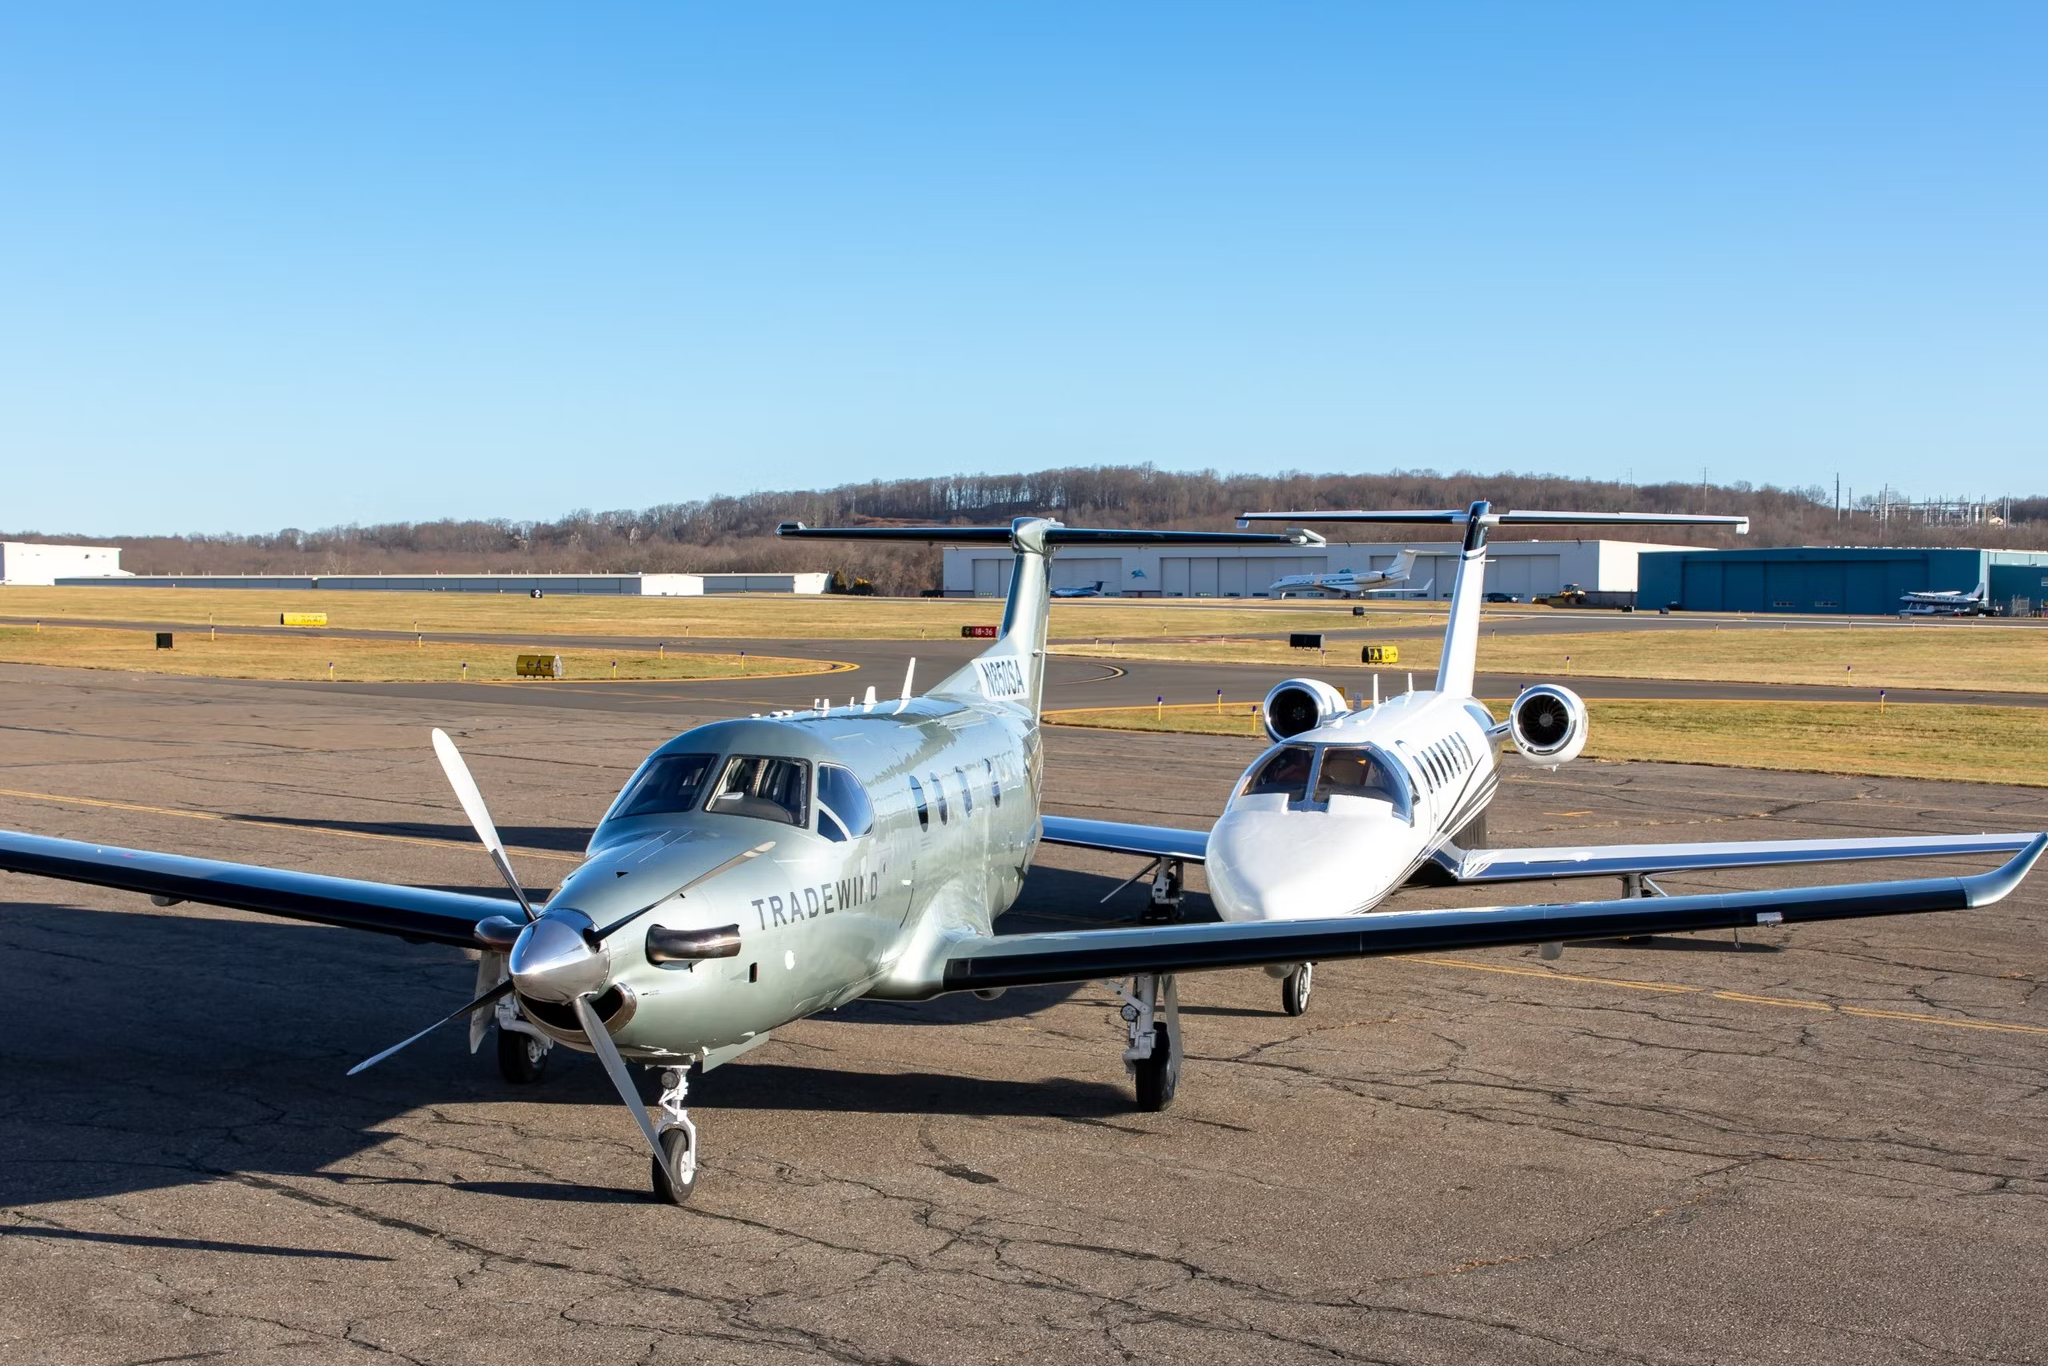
1039, 815, 1209, 864
0, 829, 514, 946
943, 835, 2046, 991
1434, 832, 2039, 884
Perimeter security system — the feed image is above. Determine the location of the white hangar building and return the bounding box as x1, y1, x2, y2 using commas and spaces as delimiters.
942, 538, 1668, 600
0, 542, 128, 585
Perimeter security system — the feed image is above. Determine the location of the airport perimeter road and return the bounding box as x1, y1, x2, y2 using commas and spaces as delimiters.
2, 663, 2046, 1364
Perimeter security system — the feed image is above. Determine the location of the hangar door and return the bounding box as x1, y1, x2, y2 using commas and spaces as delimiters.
1052, 557, 1120, 593
1163, 555, 1327, 596
972, 558, 1014, 598
1483, 555, 1561, 598
1417, 555, 1459, 599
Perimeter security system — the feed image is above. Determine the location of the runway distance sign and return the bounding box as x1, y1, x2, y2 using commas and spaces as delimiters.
280, 612, 328, 627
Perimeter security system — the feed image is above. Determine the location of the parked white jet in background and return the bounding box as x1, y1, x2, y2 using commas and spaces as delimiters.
1041, 502, 2044, 1017
1901, 574, 1993, 616
1269, 549, 1424, 598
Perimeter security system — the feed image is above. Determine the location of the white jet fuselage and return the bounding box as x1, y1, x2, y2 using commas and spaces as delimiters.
1206, 690, 1499, 922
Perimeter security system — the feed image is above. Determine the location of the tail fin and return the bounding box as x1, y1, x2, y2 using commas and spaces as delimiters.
1236, 504, 1749, 698
778, 518, 1322, 714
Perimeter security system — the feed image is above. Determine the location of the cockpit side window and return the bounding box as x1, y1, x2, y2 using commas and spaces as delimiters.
612, 752, 720, 820
705, 755, 810, 826
1242, 745, 1314, 799
816, 764, 875, 843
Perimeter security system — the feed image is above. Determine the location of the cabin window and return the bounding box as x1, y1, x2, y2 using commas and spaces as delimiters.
705, 755, 810, 827
985, 758, 1001, 808
930, 773, 949, 824
908, 775, 929, 831
816, 765, 875, 842
1242, 745, 1314, 799
956, 766, 974, 817
612, 752, 720, 819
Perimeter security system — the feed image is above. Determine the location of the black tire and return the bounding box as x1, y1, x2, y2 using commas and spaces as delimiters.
1281, 962, 1314, 1017
651, 1127, 698, 1204
496, 1026, 549, 1084
1133, 1022, 1179, 1112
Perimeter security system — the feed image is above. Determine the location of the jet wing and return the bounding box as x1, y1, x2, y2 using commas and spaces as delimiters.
942, 835, 2045, 991
1039, 815, 1209, 863
1428, 832, 2040, 884
0, 828, 517, 947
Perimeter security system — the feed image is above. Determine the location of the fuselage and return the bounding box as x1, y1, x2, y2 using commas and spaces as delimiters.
520, 696, 1041, 1064
1206, 690, 1501, 922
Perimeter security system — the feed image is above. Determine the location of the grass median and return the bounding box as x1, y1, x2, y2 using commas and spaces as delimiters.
1054, 620, 2048, 694
0, 625, 839, 684
1041, 697, 2048, 787
0, 584, 1430, 643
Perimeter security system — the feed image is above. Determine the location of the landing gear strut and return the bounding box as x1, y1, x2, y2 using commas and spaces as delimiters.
1280, 962, 1314, 1016
1110, 973, 1182, 1110
650, 1065, 699, 1204
493, 994, 552, 1084
1142, 859, 1185, 924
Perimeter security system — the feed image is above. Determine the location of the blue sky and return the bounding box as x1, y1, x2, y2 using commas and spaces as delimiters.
2, 3, 2042, 533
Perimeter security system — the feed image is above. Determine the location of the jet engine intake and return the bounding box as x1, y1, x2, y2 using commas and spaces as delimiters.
1510, 684, 1588, 767
1262, 678, 1348, 742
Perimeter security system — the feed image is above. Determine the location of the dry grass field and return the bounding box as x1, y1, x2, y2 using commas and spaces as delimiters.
0, 626, 835, 684
1042, 697, 2048, 787
0, 584, 1424, 642
1055, 621, 2048, 693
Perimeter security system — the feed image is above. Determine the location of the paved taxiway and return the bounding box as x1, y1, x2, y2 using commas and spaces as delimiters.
3, 662, 2046, 1364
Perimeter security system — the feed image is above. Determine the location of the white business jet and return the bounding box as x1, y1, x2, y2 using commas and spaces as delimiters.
1041, 502, 2045, 1017
1269, 549, 1425, 599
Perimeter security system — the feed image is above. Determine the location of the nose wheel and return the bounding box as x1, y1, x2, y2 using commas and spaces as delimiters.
649, 1066, 700, 1204
1280, 962, 1314, 1017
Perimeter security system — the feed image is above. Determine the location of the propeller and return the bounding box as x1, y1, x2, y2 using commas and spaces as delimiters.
574, 994, 666, 1165
348, 979, 513, 1076
432, 728, 537, 922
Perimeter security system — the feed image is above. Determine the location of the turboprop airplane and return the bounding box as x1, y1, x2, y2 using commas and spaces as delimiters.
1269, 549, 1424, 598
1037, 502, 2046, 1018
0, 509, 2041, 1206
1901, 573, 1993, 616
1051, 579, 1108, 597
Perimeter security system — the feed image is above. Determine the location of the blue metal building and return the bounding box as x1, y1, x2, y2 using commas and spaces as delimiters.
1637, 546, 2048, 616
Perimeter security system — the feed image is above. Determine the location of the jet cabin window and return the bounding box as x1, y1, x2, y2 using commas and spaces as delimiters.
1242, 745, 1315, 800
705, 755, 810, 827
612, 752, 720, 819
908, 775, 929, 831
815, 765, 875, 843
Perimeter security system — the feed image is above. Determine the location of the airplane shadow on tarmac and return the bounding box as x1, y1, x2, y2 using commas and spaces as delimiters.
0, 867, 1161, 1207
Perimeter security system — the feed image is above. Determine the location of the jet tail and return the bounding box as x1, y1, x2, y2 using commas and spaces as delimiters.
1237, 505, 1748, 698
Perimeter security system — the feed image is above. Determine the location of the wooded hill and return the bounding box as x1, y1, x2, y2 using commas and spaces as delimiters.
12, 469, 2045, 597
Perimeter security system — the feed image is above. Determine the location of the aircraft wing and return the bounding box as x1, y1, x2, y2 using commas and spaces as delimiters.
1427, 832, 2042, 885
1039, 815, 1209, 863
942, 835, 2045, 991
0, 828, 515, 947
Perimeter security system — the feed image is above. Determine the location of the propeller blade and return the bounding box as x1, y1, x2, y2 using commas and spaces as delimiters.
587, 841, 776, 944
431, 728, 537, 922
348, 978, 514, 1076
572, 993, 665, 1164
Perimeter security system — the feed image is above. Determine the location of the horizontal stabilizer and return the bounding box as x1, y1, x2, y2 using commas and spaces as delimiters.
779, 522, 1323, 547
1238, 508, 1749, 533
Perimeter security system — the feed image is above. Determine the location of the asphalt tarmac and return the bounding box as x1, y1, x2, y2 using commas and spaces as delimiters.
2, 662, 2046, 1364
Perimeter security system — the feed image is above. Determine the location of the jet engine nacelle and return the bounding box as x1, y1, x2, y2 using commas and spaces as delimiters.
1510, 684, 1588, 768
1262, 678, 1348, 742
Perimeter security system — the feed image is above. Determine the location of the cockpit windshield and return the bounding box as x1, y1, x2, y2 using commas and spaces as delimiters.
611, 752, 719, 819
705, 755, 811, 826
1314, 746, 1405, 807
1242, 745, 1315, 799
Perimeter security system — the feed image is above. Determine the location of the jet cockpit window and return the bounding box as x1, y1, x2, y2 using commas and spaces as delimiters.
1242, 745, 1315, 799
816, 764, 875, 843
612, 752, 720, 820
1315, 746, 1412, 821
705, 755, 810, 827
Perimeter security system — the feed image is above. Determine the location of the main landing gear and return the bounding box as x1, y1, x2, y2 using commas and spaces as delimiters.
1111, 973, 1182, 1110
1280, 962, 1314, 1016
493, 993, 553, 1083
650, 1065, 700, 1204
1141, 859, 1185, 924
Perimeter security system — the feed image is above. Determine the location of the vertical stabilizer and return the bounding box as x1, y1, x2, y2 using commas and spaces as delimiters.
1435, 501, 1490, 698
930, 517, 1057, 714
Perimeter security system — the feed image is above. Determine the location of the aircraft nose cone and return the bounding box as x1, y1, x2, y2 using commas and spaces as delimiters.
509, 911, 608, 1002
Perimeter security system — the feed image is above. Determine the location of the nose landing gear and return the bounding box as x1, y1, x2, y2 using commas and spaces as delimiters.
650, 1065, 700, 1204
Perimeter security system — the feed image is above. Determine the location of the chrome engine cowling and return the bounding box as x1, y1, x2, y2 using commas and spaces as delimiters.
1510, 684, 1588, 768
1261, 678, 1348, 742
